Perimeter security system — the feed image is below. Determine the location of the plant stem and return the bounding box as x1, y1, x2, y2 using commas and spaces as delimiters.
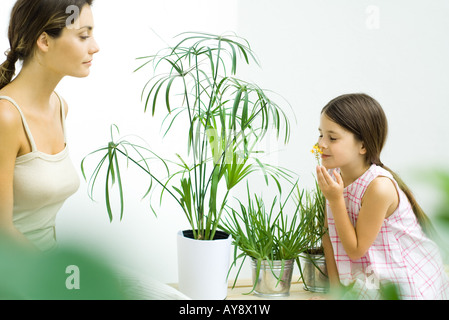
114, 148, 185, 213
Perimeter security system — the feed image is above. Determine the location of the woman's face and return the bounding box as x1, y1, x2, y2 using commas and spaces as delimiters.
43, 4, 99, 78
318, 113, 366, 170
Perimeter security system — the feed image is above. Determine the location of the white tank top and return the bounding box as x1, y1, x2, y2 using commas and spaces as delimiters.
0, 93, 80, 251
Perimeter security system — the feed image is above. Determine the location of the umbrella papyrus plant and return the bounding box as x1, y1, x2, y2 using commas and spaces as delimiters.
82, 32, 295, 240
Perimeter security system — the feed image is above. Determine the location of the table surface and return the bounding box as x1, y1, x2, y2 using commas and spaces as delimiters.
225, 277, 327, 300
169, 277, 328, 300
172, 265, 449, 300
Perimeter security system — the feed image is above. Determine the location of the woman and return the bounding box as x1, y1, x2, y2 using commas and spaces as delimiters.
0, 0, 100, 251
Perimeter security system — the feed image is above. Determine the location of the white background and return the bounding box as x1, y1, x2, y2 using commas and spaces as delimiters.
1, 0, 448, 284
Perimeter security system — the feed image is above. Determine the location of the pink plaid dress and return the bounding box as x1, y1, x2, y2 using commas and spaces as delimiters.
327, 164, 449, 299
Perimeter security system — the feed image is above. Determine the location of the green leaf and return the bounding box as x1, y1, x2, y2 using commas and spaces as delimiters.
113, 148, 124, 221
165, 76, 176, 114
209, 165, 220, 223
231, 87, 243, 130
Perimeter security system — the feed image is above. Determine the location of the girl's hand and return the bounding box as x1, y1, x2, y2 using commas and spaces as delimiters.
316, 165, 344, 203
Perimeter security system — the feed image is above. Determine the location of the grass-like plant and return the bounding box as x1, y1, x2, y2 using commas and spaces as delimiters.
300, 179, 326, 253
220, 181, 312, 293
81, 32, 294, 240
296, 180, 328, 290
220, 178, 327, 293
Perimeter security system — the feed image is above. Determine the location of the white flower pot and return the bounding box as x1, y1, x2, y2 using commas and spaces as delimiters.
177, 230, 232, 300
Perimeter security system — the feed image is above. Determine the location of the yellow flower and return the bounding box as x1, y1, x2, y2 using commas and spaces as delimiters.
311, 143, 322, 165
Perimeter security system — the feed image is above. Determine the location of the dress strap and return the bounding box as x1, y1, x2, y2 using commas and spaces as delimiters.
53, 91, 67, 143
0, 95, 38, 152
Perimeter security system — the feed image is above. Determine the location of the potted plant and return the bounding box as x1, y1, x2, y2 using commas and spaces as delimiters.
81, 32, 293, 300
220, 181, 310, 297
296, 143, 329, 292
297, 182, 329, 293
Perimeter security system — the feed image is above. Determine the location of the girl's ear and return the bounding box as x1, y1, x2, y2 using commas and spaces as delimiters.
359, 141, 367, 155
36, 32, 50, 53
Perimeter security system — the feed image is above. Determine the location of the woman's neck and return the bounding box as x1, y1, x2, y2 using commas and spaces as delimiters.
7, 60, 63, 111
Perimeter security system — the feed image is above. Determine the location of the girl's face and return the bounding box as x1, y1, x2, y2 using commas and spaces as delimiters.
41, 4, 100, 78
318, 113, 367, 170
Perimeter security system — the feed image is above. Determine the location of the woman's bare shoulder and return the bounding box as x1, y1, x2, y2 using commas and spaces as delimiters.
0, 99, 22, 159
0, 99, 22, 131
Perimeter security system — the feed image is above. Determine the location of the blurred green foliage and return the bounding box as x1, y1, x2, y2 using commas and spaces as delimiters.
0, 236, 127, 300
417, 169, 449, 262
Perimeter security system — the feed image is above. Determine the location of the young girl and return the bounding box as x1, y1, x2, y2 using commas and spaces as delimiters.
0, 0, 99, 251
316, 93, 449, 299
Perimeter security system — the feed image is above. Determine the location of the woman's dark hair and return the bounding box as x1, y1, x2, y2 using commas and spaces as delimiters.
321, 93, 436, 238
0, 0, 94, 89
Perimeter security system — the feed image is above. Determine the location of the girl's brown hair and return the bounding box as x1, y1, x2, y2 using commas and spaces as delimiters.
0, 0, 94, 90
321, 93, 436, 237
